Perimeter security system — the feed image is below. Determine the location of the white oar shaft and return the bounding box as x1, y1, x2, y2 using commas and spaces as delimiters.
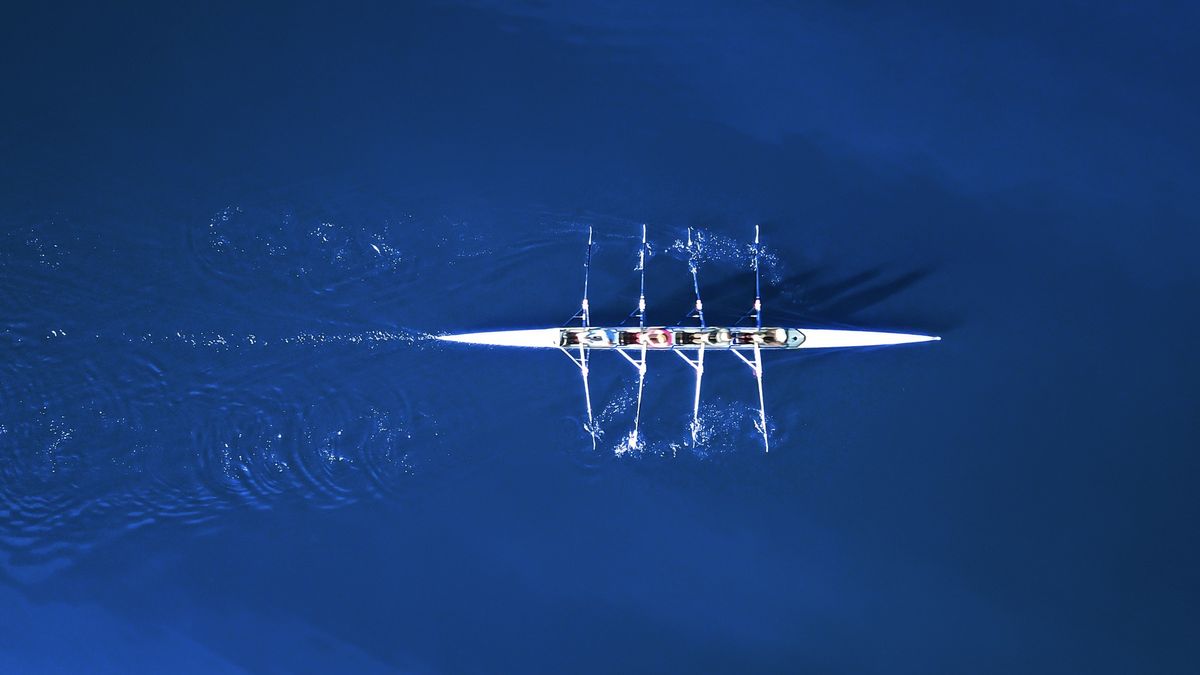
629, 225, 648, 446
753, 224, 762, 329
729, 342, 768, 452
692, 345, 704, 445
638, 223, 647, 328
633, 343, 646, 443
582, 226, 593, 326
754, 343, 768, 453
688, 227, 706, 327
579, 344, 596, 450
688, 227, 706, 446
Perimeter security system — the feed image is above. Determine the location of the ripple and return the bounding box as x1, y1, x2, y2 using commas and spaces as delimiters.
185, 205, 419, 298
0, 204, 457, 575
0, 325, 436, 573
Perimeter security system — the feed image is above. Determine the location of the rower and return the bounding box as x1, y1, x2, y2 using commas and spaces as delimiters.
703, 328, 731, 346
618, 329, 641, 346
644, 328, 672, 348
732, 329, 756, 346
584, 329, 612, 346
755, 328, 787, 346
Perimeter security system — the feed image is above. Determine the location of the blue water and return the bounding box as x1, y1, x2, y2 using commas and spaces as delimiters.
2, 2, 1198, 672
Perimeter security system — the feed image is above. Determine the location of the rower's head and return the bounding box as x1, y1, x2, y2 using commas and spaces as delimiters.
705, 328, 731, 345
759, 328, 787, 345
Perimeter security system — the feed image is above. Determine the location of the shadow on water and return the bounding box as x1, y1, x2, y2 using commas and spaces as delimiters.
582, 261, 944, 334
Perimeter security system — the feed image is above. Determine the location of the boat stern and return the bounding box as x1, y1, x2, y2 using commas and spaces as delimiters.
438, 328, 564, 348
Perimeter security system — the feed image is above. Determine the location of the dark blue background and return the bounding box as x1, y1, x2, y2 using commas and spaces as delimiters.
2, 1, 1197, 672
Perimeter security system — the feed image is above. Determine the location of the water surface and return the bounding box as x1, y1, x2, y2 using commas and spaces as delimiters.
1, 1, 1197, 672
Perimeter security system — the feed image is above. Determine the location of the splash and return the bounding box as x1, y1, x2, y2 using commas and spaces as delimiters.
665, 226, 784, 284
614, 430, 644, 457
686, 398, 773, 459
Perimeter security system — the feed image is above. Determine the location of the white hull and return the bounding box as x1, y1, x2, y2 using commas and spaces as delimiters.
796, 328, 941, 348
438, 327, 939, 349
439, 328, 564, 348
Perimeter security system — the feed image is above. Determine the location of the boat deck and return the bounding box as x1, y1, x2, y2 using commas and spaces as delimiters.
561, 326, 803, 350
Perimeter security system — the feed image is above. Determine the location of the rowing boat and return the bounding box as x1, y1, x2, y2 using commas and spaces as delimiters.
440, 225, 939, 451
438, 326, 939, 350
